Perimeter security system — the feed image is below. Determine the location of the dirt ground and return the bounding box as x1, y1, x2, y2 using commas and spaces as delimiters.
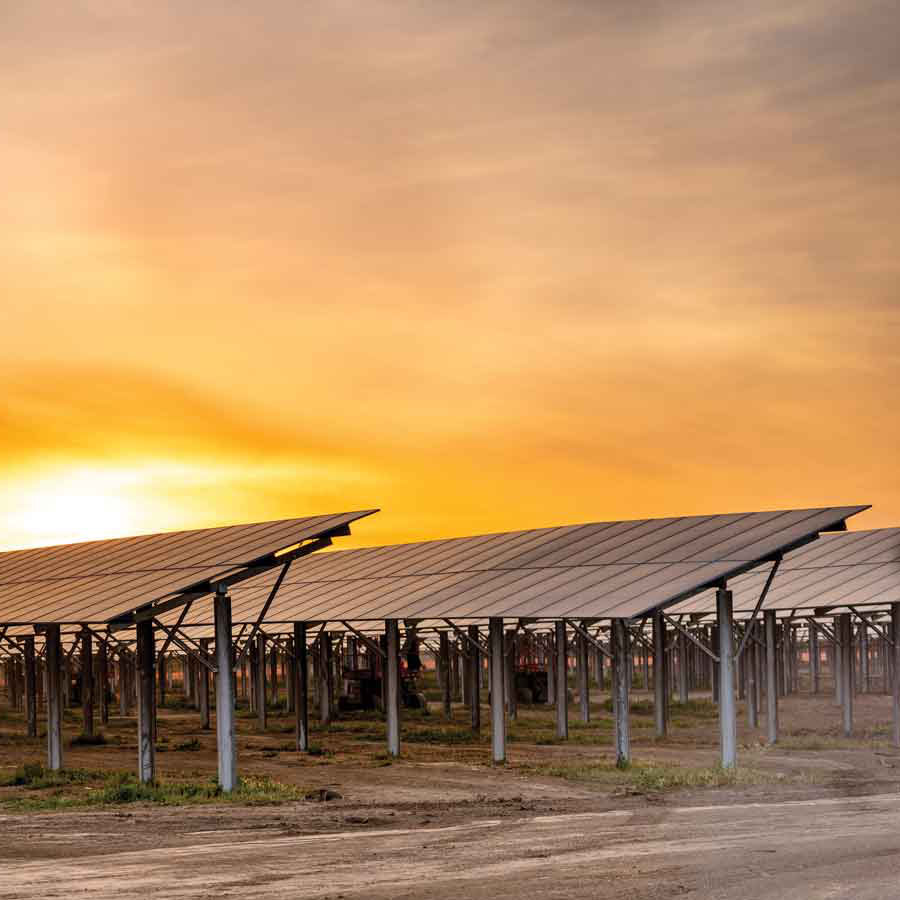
2, 688, 900, 899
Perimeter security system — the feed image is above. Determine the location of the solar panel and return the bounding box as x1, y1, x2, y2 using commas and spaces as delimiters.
0, 510, 378, 627
161, 506, 867, 629
670, 526, 900, 616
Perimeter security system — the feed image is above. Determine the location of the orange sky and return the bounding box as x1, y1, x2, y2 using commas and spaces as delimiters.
1, 1, 898, 550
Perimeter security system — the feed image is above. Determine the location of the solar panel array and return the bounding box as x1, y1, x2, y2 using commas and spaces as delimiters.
162, 506, 866, 629
670, 527, 900, 617
0, 510, 377, 628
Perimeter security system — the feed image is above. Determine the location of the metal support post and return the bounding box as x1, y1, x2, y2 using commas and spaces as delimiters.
840, 612, 853, 737
256, 633, 268, 731
860, 623, 869, 694
385, 620, 400, 756
892, 603, 900, 749
578, 627, 590, 722
24, 636, 37, 739
612, 618, 630, 768
468, 624, 481, 732
319, 633, 332, 725
489, 618, 506, 763
765, 610, 778, 744
81, 627, 94, 736
136, 619, 156, 784
294, 622, 309, 752
506, 631, 517, 720
45, 625, 63, 770
199, 638, 211, 730
439, 630, 452, 719
158, 651, 167, 709
98, 639, 109, 726
746, 621, 758, 729
810, 626, 819, 694
653, 611, 667, 737
833, 617, 842, 705
555, 620, 568, 739
214, 588, 237, 791
717, 588, 737, 768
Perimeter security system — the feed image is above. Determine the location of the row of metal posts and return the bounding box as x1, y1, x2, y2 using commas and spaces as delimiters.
4, 599, 900, 787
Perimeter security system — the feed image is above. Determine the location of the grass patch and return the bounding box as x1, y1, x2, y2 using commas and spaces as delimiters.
173, 738, 201, 752
670, 699, 719, 719
0, 765, 308, 812
599, 699, 655, 716
159, 697, 196, 711
305, 745, 334, 757
526, 759, 773, 793
403, 726, 480, 745
70, 731, 107, 747
0, 763, 106, 789
370, 751, 394, 765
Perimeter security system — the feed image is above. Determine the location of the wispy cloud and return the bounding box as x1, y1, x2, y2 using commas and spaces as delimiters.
1, 0, 896, 548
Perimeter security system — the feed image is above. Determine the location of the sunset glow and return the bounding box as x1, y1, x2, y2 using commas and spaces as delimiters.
2, 2, 897, 551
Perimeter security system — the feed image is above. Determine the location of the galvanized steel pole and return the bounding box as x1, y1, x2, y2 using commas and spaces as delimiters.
256, 632, 267, 731
555, 620, 568, 740
98, 638, 109, 726
833, 616, 842, 706
892, 603, 900, 749
468, 624, 481, 733
678, 630, 689, 705
840, 612, 853, 737
746, 621, 757, 729
506, 631, 518, 721
764, 610, 778, 744
45, 624, 63, 771
612, 618, 631, 768
717, 588, 737, 769
214, 588, 237, 792
489, 618, 506, 763
653, 611, 667, 737
385, 620, 400, 757
23, 636, 37, 739
809, 625, 819, 694
199, 638, 211, 730
860, 623, 869, 694
81, 627, 94, 737
578, 628, 590, 723
294, 622, 309, 752
439, 631, 452, 719
136, 619, 156, 784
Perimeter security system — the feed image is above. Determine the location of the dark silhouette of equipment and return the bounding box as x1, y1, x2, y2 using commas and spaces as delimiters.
338, 637, 428, 712
513, 632, 549, 703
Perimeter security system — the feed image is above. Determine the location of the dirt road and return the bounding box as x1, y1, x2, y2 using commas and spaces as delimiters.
2, 790, 899, 899
3, 692, 900, 897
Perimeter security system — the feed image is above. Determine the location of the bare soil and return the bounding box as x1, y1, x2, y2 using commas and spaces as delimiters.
1, 689, 899, 898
